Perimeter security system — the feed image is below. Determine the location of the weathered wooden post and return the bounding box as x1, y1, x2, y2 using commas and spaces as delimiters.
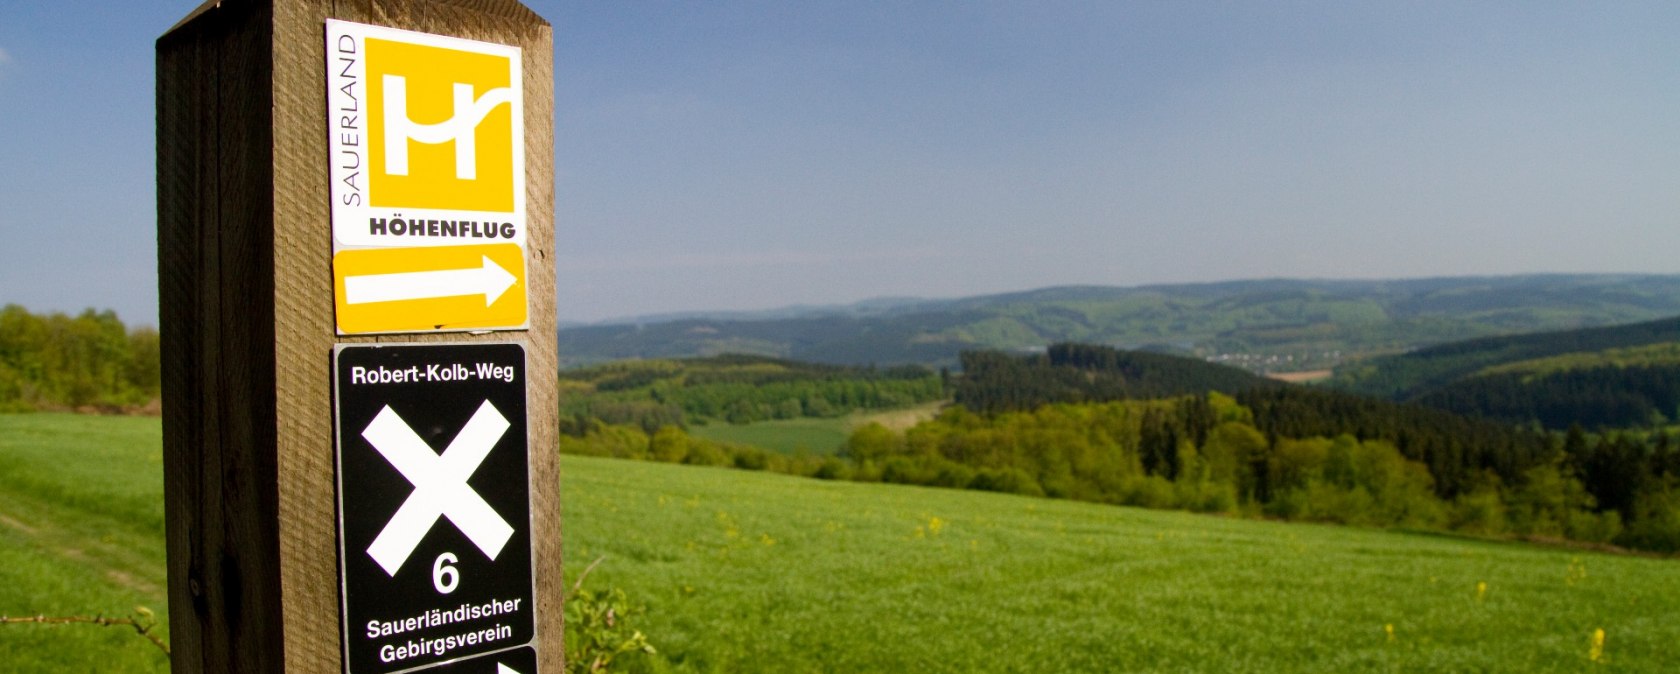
156, 0, 559, 671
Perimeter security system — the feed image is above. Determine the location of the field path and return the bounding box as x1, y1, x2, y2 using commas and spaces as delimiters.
853, 400, 948, 432
0, 494, 164, 597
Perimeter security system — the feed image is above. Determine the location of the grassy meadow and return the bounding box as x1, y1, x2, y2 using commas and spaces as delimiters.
4, 414, 1680, 672
687, 416, 852, 455
688, 402, 944, 455
0, 414, 169, 672
566, 457, 1677, 673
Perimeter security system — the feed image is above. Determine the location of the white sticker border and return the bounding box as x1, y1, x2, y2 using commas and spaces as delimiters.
325, 19, 527, 251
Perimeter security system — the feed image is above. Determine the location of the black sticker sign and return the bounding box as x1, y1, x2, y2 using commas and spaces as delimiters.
334, 343, 536, 673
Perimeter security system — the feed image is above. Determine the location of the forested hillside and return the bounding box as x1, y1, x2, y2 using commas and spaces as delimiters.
952, 343, 1548, 498
0, 305, 159, 412
556, 343, 1680, 552
954, 342, 1279, 414
1414, 364, 1680, 431
1330, 315, 1680, 400
1328, 315, 1680, 430
898, 345, 1680, 551
560, 275, 1680, 370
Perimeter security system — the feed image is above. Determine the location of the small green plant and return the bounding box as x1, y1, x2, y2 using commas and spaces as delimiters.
563, 557, 655, 674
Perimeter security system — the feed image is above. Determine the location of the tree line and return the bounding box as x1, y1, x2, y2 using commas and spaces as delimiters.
957, 343, 1564, 499
1331, 314, 1680, 400
944, 344, 1680, 551
1414, 364, 1680, 430
558, 390, 1679, 551
0, 305, 159, 412
559, 354, 945, 431
556, 343, 1680, 552
842, 394, 1680, 551
953, 342, 1279, 415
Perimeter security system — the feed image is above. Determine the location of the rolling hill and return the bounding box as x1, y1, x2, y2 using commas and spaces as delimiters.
558, 274, 1680, 370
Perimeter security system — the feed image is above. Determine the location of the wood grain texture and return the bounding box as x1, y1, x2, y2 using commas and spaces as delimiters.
158, 1, 284, 671
159, 0, 557, 670
272, 0, 343, 668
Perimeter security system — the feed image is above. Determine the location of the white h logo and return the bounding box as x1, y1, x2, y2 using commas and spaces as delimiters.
361, 400, 515, 576
382, 74, 514, 180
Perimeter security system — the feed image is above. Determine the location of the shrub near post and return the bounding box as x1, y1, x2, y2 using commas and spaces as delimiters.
156, 0, 559, 671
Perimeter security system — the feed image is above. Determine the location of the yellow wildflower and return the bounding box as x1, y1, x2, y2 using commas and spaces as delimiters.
1566, 558, 1588, 587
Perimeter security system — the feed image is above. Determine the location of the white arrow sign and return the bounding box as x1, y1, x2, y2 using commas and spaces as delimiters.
361, 400, 515, 576
344, 255, 518, 307
498, 664, 521, 674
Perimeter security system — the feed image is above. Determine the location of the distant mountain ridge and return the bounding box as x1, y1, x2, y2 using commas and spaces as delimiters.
559, 274, 1680, 370
586, 296, 939, 327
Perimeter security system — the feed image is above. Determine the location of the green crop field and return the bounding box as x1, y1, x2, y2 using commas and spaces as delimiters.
687, 417, 852, 455
4, 414, 1680, 672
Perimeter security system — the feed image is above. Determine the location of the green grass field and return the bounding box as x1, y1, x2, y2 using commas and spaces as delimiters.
566, 459, 1679, 673
687, 402, 944, 455
4, 414, 1680, 672
687, 417, 852, 455
0, 414, 170, 672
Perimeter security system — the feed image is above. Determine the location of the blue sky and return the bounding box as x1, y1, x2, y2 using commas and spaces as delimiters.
1, 1, 1676, 326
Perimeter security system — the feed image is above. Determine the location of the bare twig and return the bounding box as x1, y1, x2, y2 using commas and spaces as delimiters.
566, 555, 608, 601
0, 613, 171, 658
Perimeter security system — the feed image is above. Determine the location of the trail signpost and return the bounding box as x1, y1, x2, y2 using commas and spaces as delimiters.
335, 343, 534, 672
157, 1, 559, 671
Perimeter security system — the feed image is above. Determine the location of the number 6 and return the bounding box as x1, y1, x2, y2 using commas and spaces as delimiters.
433, 552, 460, 594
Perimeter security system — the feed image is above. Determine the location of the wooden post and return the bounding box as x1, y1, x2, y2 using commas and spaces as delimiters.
156, 1, 558, 671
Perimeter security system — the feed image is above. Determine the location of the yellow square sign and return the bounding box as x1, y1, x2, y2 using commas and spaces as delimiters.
326, 20, 528, 334
365, 36, 516, 213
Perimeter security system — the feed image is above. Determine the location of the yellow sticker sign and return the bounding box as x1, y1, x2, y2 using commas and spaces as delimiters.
326, 19, 528, 334
365, 35, 516, 214
333, 243, 527, 334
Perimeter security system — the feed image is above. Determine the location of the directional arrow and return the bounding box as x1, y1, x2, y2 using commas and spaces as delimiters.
498, 664, 521, 674
344, 255, 517, 307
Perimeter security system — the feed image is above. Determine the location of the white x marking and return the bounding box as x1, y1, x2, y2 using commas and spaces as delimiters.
361, 400, 515, 577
